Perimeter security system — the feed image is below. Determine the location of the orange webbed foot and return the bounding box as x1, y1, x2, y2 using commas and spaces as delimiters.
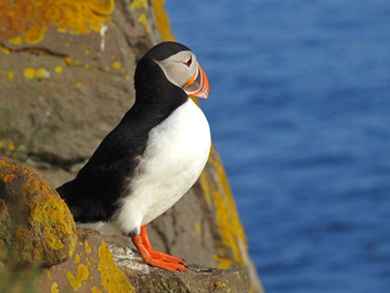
132, 225, 187, 272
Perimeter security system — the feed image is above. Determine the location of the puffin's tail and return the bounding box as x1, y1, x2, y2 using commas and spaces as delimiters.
56, 181, 107, 222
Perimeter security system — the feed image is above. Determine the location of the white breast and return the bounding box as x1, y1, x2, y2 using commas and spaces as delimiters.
114, 98, 211, 235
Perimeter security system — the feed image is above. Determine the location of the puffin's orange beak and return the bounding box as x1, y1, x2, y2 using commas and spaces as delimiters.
183, 64, 209, 99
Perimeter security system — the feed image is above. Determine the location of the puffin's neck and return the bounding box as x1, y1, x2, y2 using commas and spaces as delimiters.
122, 85, 188, 132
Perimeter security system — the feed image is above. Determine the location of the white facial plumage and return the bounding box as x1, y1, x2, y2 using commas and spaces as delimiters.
154, 50, 198, 89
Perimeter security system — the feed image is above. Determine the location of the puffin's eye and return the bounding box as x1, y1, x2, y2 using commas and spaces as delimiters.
184, 57, 192, 67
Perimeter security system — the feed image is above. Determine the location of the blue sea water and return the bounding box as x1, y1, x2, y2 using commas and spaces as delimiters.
165, 1, 390, 292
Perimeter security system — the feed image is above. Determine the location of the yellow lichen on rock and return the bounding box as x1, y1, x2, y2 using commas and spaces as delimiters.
54, 66, 63, 73
85, 241, 92, 254
51, 282, 59, 293
36, 68, 50, 79
23, 68, 36, 79
137, 13, 151, 34
111, 61, 122, 70
199, 147, 248, 268
151, 0, 175, 41
0, 0, 115, 44
30, 197, 74, 251
130, 0, 148, 10
67, 264, 89, 290
91, 287, 103, 293
6, 71, 14, 82
98, 242, 135, 293
74, 254, 80, 264
0, 156, 77, 266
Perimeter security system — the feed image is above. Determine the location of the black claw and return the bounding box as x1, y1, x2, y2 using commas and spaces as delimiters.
179, 262, 184, 265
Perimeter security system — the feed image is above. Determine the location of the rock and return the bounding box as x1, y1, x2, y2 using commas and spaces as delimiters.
37, 229, 251, 292
0, 156, 77, 266
108, 242, 251, 292
0, 0, 159, 174
0, 198, 11, 261
0, 1, 263, 291
39, 229, 135, 293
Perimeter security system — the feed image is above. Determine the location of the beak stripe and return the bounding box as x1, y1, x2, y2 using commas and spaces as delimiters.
186, 74, 197, 85
182, 63, 209, 99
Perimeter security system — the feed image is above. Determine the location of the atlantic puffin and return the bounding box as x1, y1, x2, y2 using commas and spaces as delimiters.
57, 41, 211, 272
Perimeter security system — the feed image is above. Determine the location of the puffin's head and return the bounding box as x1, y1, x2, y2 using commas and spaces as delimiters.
136, 42, 209, 100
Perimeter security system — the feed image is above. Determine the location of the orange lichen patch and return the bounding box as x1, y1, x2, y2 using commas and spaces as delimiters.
152, 0, 175, 41
89, 0, 115, 15
67, 264, 89, 290
0, 0, 115, 44
98, 242, 135, 292
0, 156, 77, 266
24, 25, 47, 44
3, 174, 15, 183
0, 157, 17, 174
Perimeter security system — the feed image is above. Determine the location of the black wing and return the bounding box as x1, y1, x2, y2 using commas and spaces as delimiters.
57, 119, 149, 222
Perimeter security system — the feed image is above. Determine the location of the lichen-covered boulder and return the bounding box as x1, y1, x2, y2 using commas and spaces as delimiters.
0, 156, 77, 266
39, 229, 135, 292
